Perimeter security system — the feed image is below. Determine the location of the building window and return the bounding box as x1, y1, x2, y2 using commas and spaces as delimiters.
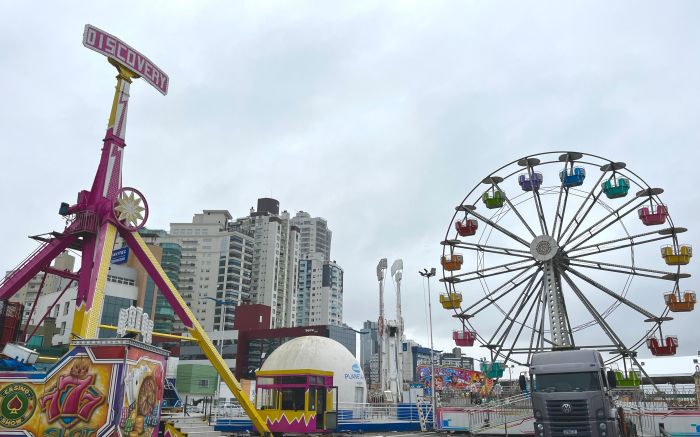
199, 379, 209, 387
60, 322, 66, 336
63, 303, 70, 315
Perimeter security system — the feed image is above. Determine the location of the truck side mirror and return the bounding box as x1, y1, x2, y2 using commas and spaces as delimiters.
518, 374, 527, 391
606, 370, 617, 388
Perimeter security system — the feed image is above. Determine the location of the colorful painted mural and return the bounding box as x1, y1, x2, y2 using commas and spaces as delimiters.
40, 356, 110, 433
120, 354, 165, 437
417, 365, 493, 396
0, 338, 167, 437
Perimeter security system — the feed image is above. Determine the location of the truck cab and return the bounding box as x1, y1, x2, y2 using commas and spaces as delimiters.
530, 349, 620, 437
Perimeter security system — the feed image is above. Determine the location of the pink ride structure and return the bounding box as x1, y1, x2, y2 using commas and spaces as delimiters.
0, 24, 270, 436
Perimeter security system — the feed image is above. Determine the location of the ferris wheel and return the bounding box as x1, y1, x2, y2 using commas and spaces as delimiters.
439, 152, 694, 379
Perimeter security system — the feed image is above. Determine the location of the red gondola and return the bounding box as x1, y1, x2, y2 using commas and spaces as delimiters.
638, 205, 668, 226
453, 329, 476, 347
646, 335, 678, 356
455, 219, 478, 237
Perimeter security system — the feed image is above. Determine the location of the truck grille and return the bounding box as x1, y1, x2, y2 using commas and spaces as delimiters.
545, 400, 591, 437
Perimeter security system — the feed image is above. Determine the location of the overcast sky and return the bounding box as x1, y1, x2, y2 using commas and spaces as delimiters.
1, 1, 699, 366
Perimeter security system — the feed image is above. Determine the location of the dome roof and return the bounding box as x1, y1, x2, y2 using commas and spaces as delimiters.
261, 336, 366, 404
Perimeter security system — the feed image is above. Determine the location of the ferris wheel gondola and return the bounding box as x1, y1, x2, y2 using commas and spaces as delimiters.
439, 151, 694, 375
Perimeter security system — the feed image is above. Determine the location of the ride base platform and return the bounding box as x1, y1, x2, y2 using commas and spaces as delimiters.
0, 338, 168, 437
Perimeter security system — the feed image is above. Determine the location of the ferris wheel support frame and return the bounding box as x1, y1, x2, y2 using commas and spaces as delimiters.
441, 152, 692, 371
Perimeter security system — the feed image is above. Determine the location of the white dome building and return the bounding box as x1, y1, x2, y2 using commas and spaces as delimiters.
260, 336, 367, 404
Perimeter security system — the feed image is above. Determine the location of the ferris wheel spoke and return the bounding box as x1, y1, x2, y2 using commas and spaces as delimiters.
558, 270, 633, 355
459, 267, 540, 318
487, 271, 541, 349
551, 183, 570, 241
567, 259, 682, 281
491, 179, 538, 239
562, 197, 647, 251
526, 288, 545, 364
502, 287, 544, 364
557, 171, 607, 243
443, 259, 535, 283
443, 240, 533, 259
532, 187, 549, 235
561, 265, 659, 320
462, 207, 531, 247
496, 275, 545, 362
567, 228, 677, 259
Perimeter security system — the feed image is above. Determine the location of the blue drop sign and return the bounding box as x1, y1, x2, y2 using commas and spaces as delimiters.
111, 247, 129, 264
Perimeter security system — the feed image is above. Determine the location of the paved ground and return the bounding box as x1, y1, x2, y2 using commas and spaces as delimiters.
337, 433, 444, 437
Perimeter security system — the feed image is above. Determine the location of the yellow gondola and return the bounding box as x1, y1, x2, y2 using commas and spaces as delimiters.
661, 245, 692, 265
440, 292, 462, 309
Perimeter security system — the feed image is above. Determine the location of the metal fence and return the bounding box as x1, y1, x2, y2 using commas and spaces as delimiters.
613, 387, 698, 410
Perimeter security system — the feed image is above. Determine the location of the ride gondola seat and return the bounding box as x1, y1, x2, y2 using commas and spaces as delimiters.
638, 205, 668, 226
518, 173, 543, 192
453, 329, 476, 347
614, 370, 641, 387
440, 292, 462, 309
664, 291, 696, 312
661, 245, 692, 266
482, 190, 506, 209
441, 254, 463, 271
646, 336, 678, 356
559, 167, 586, 187
480, 361, 506, 379
602, 178, 630, 199
456, 219, 478, 236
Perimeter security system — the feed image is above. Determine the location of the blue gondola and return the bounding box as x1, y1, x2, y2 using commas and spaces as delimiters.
559, 167, 586, 187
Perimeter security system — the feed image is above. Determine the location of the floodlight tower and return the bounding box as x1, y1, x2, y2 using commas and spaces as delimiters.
389, 259, 405, 401
376, 258, 388, 395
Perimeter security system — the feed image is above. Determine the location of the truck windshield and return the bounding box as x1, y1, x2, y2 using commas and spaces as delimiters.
533, 372, 601, 392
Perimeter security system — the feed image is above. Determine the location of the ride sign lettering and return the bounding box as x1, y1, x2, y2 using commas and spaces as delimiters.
82, 24, 169, 95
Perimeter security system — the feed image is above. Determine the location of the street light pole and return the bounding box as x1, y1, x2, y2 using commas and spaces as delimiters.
419, 267, 437, 430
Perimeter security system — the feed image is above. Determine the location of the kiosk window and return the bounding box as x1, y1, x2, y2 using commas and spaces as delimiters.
280, 388, 305, 411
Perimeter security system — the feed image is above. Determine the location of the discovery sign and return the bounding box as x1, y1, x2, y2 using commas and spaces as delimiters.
82, 24, 169, 95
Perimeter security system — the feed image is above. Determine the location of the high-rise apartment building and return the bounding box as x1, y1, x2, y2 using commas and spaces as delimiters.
360, 320, 380, 381
170, 210, 254, 333
230, 199, 299, 328
291, 210, 343, 327
290, 211, 332, 261
296, 253, 344, 326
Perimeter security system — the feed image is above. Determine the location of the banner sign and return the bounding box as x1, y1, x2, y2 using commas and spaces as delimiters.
83, 24, 169, 95
111, 247, 130, 265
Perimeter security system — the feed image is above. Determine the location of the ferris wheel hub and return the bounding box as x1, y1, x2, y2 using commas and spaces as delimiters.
530, 235, 559, 262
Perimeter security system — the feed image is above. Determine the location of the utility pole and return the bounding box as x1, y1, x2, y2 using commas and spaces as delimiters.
420, 267, 437, 430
